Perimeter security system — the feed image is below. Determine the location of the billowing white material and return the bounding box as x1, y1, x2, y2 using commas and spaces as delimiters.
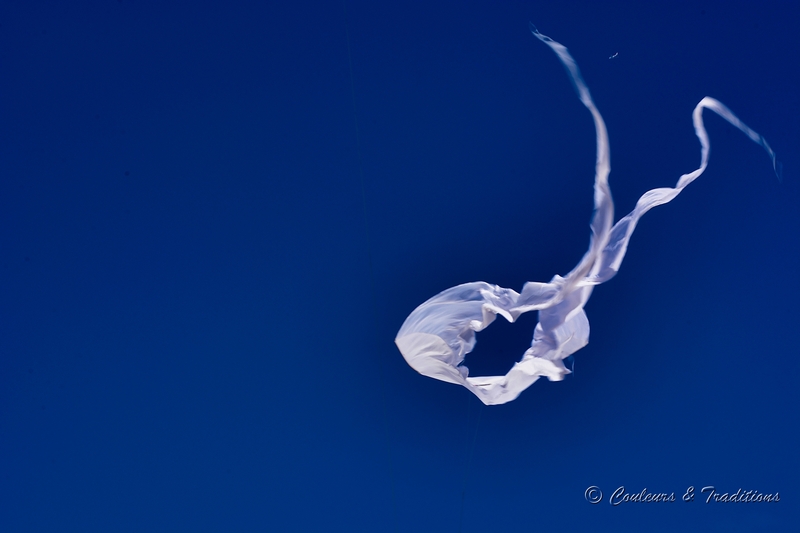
395, 27, 779, 405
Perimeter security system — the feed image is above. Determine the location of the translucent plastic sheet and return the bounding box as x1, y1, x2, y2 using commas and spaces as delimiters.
395, 27, 779, 405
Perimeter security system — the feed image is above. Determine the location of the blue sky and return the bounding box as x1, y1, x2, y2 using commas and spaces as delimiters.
1, 1, 798, 531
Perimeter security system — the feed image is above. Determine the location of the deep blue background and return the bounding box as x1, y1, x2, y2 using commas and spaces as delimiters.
2, 1, 798, 531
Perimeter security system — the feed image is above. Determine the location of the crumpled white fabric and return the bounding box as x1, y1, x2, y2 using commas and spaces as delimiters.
395, 26, 779, 405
